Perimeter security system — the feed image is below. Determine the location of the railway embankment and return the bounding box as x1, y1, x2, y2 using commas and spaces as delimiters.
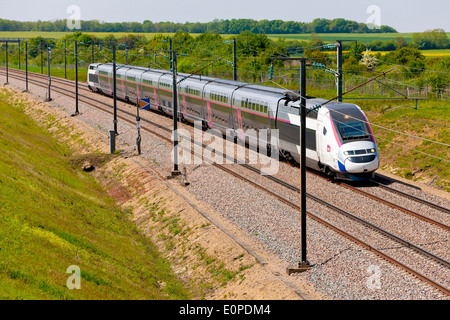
0, 87, 190, 299
0, 86, 323, 300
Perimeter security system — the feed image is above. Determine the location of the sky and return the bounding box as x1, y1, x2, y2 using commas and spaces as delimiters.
1, 0, 449, 33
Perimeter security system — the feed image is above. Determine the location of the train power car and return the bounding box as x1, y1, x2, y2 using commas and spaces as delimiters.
87, 63, 379, 180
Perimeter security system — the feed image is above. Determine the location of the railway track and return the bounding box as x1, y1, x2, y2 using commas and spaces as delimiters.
5, 67, 448, 214
371, 176, 450, 214
1, 67, 449, 297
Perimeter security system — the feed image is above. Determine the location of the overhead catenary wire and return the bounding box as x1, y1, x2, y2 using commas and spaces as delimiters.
263, 78, 450, 160
331, 116, 450, 163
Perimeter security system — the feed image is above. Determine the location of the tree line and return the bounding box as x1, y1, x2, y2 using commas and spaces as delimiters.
0, 18, 397, 34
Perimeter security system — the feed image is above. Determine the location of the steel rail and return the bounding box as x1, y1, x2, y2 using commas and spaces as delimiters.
371, 178, 450, 215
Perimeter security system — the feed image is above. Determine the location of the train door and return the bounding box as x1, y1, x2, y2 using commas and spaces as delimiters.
317, 112, 333, 171
231, 97, 243, 140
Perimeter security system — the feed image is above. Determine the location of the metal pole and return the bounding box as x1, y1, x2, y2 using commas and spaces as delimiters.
337, 40, 343, 102
113, 42, 118, 134
136, 98, 141, 155
73, 40, 79, 115
25, 42, 28, 91
5, 41, 8, 84
46, 44, 52, 101
299, 58, 308, 267
18, 39, 21, 70
271, 56, 311, 274
171, 50, 180, 176
109, 130, 116, 154
40, 40, 43, 74
169, 38, 173, 71
64, 40, 67, 79
233, 38, 237, 81
92, 41, 94, 64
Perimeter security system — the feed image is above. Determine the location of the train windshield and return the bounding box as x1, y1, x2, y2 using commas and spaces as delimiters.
330, 107, 372, 142
338, 121, 367, 139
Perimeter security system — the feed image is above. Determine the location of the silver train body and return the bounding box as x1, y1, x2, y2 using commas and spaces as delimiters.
87, 63, 379, 180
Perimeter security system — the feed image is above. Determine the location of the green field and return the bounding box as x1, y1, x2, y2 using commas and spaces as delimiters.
0, 89, 189, 299
2, 31, 450, 44
0, 31, 178, 40
267, 32, 450, 44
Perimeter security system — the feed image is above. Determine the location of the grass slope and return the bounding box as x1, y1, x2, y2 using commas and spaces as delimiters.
0, 93, 189, 299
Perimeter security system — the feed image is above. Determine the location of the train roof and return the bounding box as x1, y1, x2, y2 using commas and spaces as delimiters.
306, 98, 361, 110
93, 63, 317, 101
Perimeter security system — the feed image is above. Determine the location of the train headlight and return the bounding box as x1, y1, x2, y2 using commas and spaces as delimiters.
370, 148, 375, 153
344, 151, 349, 155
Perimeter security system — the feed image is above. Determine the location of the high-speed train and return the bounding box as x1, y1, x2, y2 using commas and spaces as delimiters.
87, 63, 379, 180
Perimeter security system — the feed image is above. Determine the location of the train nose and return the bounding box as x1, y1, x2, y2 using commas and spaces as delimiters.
339, 142, 379, 174
344, 154, 379, 173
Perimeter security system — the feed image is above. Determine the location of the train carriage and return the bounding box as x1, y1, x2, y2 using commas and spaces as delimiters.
87, 63, 379, 181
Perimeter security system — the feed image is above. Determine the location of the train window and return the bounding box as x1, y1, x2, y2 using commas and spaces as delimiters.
323, 127, 327, 136
338, 121, 368, 140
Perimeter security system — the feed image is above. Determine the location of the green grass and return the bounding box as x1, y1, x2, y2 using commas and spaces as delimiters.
6, 64, 88, 82
0, 90, 190, 299
352, 98, 449, 190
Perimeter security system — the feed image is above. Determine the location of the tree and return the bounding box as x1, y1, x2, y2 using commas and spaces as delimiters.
360, 49, 378, 71
412, 29, 449, 49
310, 18, 330, 33
428, 56, 450, 93
383, 47, 426, 77
304, 49, 331, 66
395, 37, 408, 49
